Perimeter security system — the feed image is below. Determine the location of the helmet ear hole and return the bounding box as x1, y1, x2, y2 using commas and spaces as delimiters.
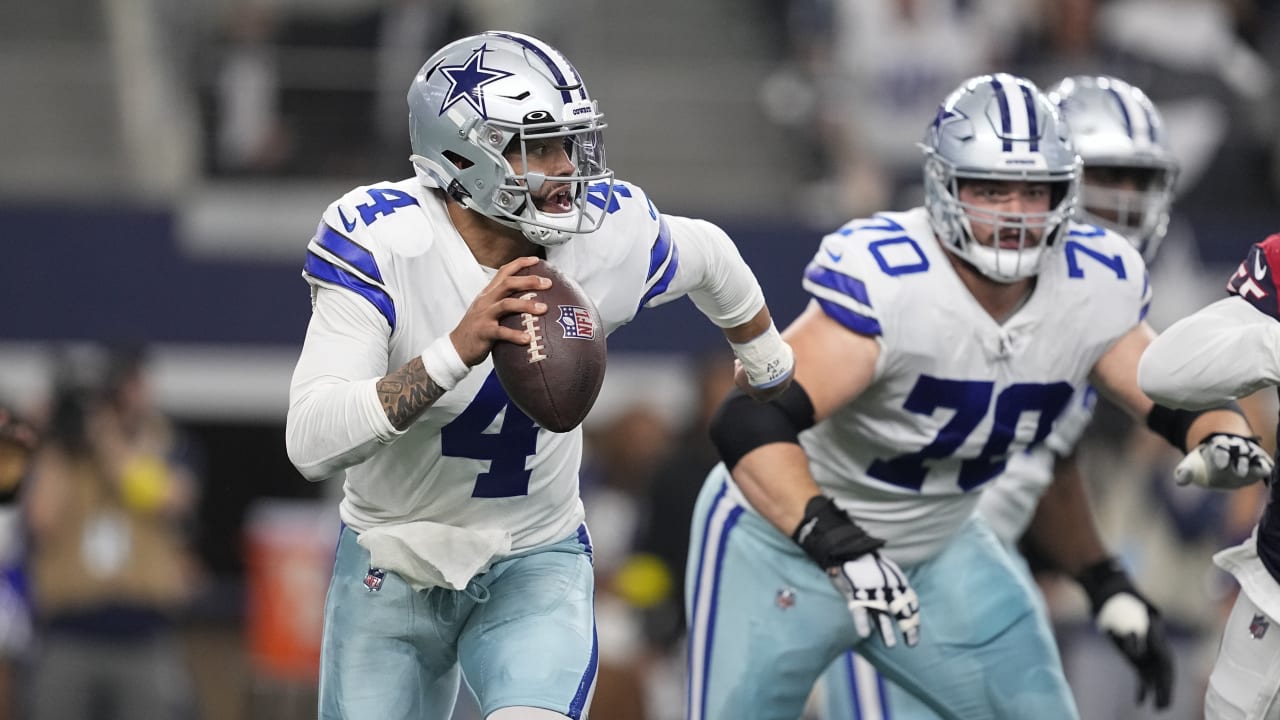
442, 150, 474, 170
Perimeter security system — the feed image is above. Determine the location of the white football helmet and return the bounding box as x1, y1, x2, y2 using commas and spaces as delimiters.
1050, 75, 1179, 263
407, 31, 614, 246
922, 73, 1081, 283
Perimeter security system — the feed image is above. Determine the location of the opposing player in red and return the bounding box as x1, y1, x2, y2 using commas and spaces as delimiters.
1141, 233, 1280, 719
285, 30, 793, 720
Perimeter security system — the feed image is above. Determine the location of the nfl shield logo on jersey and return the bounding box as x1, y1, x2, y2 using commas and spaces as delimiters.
556, 305, 595, 340
364, 567, 386, 592
1250, 613, 1270, 640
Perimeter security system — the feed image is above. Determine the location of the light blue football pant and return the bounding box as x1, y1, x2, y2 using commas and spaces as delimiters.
820, 542, 1051, 719
685, 469, 1078, 720
319, 525, 598, 720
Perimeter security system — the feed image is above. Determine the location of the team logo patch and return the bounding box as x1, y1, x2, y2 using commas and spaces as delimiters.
775, 587, 796, 610
1250, 613, 1270, 640
437, 44, 512, 118
556, 305, 595, 340
364, 567, 386, 592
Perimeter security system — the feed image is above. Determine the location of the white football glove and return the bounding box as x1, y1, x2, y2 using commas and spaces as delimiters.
828, 551, 921, 648
1174, 433, 1273, 490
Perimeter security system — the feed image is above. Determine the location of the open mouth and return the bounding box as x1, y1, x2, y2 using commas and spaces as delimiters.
534, 186, 574, 214
996, 231, 1024, 250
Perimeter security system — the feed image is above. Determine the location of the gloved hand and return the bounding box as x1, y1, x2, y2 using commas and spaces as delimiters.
1174, 433, 1272, 489
828, 551, 920, 647
1077, 558, 1174, 709
793, 495, 920, 647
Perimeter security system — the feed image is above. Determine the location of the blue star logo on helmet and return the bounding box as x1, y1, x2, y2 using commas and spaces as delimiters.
438, 44, 512, 119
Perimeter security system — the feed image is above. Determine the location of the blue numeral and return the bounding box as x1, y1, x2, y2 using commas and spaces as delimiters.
868, 377, 992, 491
957, 381, 1072, 490
357, 187, 420, 226
441, 371, 539, 498
870, 376, 1073, 492
1064, 240, 1126, 280
586, 181, 630, 214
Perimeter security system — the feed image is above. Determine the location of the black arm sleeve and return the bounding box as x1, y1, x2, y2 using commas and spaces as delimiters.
709, 381, 816, 471
1147, 400, 1246, 452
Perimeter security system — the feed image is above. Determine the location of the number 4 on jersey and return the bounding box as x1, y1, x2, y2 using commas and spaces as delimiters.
441, 371, 539, 498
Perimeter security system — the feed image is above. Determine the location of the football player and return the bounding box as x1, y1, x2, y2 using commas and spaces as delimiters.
284, 31, 794, 720
822, 74, 1186, 719
1140, 236, 1280, 718
685, 73, 1267, 719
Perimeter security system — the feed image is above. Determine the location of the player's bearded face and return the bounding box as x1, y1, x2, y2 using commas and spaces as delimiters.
505, 137, 577, 215
958, 181, 1053, 249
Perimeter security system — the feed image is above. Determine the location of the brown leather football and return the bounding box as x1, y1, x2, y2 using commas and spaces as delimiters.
491, 259, 607, 432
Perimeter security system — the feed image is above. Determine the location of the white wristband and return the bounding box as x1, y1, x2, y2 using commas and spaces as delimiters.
420, 335, 470, 391
730, 322, 795, 389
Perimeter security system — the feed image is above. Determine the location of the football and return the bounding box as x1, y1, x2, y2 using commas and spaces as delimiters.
491, 259, 607, 433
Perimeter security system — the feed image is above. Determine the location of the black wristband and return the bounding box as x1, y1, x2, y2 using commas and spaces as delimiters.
710, 382, 816, 471
791, 495, 885, 569
1076, 557, 1140, 616
1147, 401, 1246, 453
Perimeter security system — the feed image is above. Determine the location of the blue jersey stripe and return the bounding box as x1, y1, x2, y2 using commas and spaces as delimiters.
804, 263, 872, 307
687, 481, 728, 720
699, 501, 743, 719
567, 625, 598, 719
640, 219, 679, 309
304, 252, 396, 330
1019, 84, 1039, 151
315, 224, 383, 283
646, 217, 674, 282
843, 653, 862, 720
817, 298, 882, 336
489, 32, 576, 103
990, 77, 1014, 152
1108, 87, 1134, 139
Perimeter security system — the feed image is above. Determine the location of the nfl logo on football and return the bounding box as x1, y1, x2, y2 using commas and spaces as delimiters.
557, 305, 595, 340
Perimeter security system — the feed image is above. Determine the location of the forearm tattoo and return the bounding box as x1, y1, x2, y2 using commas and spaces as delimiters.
377, 357, 446, 430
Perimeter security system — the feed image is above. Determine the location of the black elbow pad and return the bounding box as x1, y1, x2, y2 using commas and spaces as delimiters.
710, 381, 817, 470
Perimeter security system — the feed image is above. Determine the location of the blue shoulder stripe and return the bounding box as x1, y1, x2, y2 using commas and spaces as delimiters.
640, 218, 679, 309
804, 263, 872, 307
315, 224, 383, 283
304, 252, 397, 330
816, 298, 882, 337
645, 217, 674, 282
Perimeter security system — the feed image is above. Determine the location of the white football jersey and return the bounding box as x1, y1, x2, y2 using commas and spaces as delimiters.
799, 207, 1150, 564
978, 384, 1098, 545
290, 177, 709, 552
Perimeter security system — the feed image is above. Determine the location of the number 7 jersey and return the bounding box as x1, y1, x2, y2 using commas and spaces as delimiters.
289, 178, 707, 553
799, 207, 1150, 565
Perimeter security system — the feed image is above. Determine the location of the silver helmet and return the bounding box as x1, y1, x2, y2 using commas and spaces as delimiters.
407, 31, 613, 246
1049, 75, 1178, 263
922, 73, 1081, 283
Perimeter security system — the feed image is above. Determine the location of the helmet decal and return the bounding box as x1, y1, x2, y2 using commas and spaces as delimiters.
437, 44, 513, 118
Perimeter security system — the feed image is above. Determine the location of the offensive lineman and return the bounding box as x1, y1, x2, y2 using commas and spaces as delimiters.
685, 73, 1268, 720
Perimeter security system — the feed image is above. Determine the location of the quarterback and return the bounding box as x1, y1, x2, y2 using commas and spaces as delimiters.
284, 31, 792, 720
686, 73, 1266, 720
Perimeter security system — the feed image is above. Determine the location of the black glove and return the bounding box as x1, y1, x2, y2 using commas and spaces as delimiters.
1077, 557, 1174, 709
794, 496, 920, 647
